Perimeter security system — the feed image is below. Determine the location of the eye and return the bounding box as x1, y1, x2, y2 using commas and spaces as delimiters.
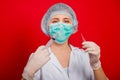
52, 20, 59, 23
64, 20, 70, 23
63, 18, 71, 23
51, 18, 59, 23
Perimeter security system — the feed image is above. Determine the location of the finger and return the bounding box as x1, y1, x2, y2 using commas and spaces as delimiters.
39, 56, 50, 67
42, 48, 48, 52
35, 45, 46, 53
87, 50, 100, 56
82, 41, 96, 46
82, 44, 91, 48
38, 45, 46, 50
41, 47, 50, 55
85, 48, 94, 52
43, 57, 51, 64
82, 41, 92, 46
83, 42, 98, 49
82, 43, 95, 49
82, 41, 91, 45
87, 50, 96, 55
46, 57, 51, 61
43, 51, 50, 56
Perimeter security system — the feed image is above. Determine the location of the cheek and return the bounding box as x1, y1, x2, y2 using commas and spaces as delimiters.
48, 22, 52, 31
69, 19, 73, 24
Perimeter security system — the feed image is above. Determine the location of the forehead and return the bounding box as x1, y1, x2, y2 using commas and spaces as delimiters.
51, 14, 71, 19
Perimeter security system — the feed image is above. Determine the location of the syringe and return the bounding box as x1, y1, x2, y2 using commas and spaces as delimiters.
44, 34, 57, 50
81, 33, 86, 42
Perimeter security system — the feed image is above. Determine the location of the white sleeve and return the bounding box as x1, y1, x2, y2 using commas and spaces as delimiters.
33, 70, 41, 80
90, 68, 94, 80
86, 51, 94, 80
82, 49, 94, 80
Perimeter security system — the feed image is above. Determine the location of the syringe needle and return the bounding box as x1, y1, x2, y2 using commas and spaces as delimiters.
81, 33, 86, 42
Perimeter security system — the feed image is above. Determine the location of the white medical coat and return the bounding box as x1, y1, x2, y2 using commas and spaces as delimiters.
33, 45, 94, 80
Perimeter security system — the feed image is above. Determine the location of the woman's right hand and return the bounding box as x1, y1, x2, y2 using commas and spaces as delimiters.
22, 46, 50, 80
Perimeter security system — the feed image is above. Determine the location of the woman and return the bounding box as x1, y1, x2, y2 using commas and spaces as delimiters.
22, 3, 108, 80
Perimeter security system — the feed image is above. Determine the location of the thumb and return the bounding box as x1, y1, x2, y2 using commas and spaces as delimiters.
35, 45, 46, 53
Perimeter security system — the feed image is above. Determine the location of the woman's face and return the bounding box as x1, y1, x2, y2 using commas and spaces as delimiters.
48, 14, 72, 26
48, 14, 73, 44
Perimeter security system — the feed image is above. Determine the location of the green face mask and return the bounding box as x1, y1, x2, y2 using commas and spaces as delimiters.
49, 22, 73, 44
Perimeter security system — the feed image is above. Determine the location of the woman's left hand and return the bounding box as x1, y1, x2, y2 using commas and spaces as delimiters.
82, 41, 101, 70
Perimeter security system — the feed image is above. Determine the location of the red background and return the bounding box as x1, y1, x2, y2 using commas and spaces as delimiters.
0, 0, 120, 80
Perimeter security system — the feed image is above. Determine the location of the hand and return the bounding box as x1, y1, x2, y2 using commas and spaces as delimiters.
82, 41, 101, 70
22, 46, 50, 80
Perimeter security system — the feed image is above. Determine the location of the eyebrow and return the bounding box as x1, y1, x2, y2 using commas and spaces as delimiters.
52, 18, 59, 20
63, 18, 71, 21
64, 18, 70, 19
51, 18, 71, 21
